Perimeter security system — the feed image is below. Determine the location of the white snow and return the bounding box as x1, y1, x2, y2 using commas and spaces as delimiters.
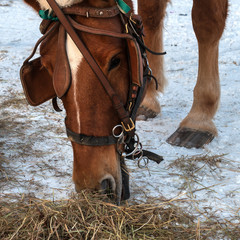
0, 0, 239, 223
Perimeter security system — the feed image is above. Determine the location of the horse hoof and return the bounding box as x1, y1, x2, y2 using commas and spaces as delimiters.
136, 106, 158, 120
166, 127, 215, 148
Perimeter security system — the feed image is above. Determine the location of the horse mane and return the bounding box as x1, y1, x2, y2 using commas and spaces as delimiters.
37, 0, 84, 10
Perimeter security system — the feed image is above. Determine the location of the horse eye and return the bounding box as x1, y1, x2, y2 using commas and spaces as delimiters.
108, 57, 121, 71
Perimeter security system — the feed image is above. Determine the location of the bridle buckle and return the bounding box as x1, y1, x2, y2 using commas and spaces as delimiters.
121, 118, 135, 132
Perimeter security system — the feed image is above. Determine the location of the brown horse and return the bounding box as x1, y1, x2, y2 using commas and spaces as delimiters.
22, 0, 228, 202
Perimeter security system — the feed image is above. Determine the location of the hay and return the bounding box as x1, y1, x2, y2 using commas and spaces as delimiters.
0, 191, 239, 240
167, 154, 227, 194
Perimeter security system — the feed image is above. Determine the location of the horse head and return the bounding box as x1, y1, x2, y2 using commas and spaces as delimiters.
22, 0, 154, 204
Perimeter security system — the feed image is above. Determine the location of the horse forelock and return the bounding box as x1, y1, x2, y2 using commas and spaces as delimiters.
37, 0, 84, 10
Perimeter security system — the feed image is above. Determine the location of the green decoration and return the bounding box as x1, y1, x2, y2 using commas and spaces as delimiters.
115, 0, 131, 14
39, 10, 58, 21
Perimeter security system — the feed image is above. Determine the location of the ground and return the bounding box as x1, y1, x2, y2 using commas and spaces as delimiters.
0, 0, 239, 226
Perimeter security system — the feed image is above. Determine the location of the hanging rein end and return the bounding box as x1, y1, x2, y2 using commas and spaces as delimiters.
52, 97, 63, 112
142, 150, 164, 164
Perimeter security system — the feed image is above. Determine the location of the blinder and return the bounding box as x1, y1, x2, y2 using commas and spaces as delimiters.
20, 57, 56, 106
127, 38, 143, 87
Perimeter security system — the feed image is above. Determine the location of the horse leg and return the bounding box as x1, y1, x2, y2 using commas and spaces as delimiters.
167, 0, 228, 148
137, 0, 169, 119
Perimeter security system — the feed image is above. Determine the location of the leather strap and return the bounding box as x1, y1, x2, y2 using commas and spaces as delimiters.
40, 19, 53, 34
142, 150, 163, 164
66, 126, 117, 146
46, 0, 134, 135
63, 5, 120, 18
68, 17, 133, 39
23, 22, 59, 64
52, 97, 62, 112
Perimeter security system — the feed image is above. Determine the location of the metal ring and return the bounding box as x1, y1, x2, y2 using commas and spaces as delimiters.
112, 125, 124, 138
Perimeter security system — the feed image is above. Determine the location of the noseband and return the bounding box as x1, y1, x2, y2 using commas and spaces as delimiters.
21, 0, 164, 167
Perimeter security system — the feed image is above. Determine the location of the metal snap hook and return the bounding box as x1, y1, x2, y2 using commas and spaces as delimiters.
124, 133, 141, 157
138, 156, 149, 169
132, 142, 143, 160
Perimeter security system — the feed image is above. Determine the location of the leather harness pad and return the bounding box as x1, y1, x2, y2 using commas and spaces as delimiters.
127, 38, 143, 87
20, 57, 56, 106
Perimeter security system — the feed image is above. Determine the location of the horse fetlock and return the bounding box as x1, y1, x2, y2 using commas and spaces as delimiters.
180, 115, 217, 136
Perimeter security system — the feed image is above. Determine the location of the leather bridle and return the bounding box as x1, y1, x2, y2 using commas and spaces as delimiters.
23, 0, 164, 166
49, 0, 164, 164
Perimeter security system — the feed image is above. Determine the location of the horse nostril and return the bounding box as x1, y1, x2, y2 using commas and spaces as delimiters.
100, 177, 115, 198
101, 179, 111, 191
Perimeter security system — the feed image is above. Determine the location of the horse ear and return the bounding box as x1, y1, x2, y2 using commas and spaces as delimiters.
24, 0, 41, 12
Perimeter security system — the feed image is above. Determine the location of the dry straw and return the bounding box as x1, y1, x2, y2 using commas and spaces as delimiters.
1, 190, 239, 240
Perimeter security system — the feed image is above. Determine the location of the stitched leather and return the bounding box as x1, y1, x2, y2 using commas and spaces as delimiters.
63, 5, 120, 18
20, 57, 56, 106
68, 17, 133, 39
